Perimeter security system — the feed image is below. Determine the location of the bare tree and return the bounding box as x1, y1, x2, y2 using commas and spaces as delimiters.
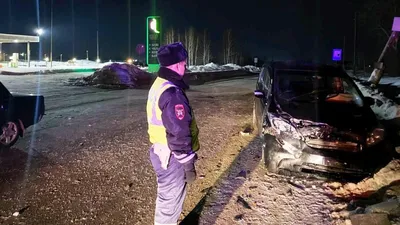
164, 27, 175, 45
223, 29, 234, 64
188, 27, 197, 66
194, 33, 200, 65
176, 29, 182, 43
183, 28, 196, 66
202, 29, 211, 64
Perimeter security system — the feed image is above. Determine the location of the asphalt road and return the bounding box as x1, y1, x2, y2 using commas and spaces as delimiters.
0, 72, 258, 225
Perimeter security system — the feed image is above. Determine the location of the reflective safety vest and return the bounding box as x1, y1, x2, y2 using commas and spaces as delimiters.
146, 77, 200, 151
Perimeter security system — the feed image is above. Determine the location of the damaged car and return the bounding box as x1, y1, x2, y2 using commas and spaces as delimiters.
0, 82, 45, 147
253, 61, 395, 177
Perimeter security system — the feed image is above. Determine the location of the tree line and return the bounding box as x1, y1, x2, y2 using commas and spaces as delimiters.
164, 27, 245, 66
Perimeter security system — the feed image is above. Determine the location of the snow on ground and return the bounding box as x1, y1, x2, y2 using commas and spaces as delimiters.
355, 73, 400, 87
0, 60, 260, 74
0, 60, 112, 73
196, 130, 336, 225
354, 80, 400, 120
188, 63, 260, 73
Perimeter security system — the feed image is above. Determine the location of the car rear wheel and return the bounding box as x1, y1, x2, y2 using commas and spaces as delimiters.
0, 121, 20, 148
262, 134, 279, 173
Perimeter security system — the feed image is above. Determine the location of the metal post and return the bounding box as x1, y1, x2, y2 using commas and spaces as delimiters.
96, 31, 99, 60
60, 54, 62, 62
377, 32, 396, 62
128, 0, 131, 58
50, 0, 53, 68
353, 12, 357, 76
86, 50, 88, 60
343, 36, 346, 69
27, 42, 31, 67
96, 0, 100, 61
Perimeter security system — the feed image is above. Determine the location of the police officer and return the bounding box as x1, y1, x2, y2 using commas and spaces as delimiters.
146, 42, 200, 225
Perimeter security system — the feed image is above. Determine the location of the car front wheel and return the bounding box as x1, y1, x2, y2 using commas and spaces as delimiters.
253, 99, 263, 137
0, 121, 20, 148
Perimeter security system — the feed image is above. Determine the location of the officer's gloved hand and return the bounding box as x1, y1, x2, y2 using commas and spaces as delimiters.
183, 154, 198, 184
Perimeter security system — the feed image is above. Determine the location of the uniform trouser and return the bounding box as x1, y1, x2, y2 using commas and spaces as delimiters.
149, 147, 187, 225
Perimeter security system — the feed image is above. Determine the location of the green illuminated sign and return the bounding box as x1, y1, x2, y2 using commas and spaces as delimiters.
146, 16, 161, 71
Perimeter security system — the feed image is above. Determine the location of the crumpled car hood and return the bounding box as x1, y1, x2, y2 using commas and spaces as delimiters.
278, 99, 377, 132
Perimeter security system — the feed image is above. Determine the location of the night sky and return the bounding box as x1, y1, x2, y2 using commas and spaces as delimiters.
0, 0, 363, 62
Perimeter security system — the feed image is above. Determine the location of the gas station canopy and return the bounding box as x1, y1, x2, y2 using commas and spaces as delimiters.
0, 33, 39, 43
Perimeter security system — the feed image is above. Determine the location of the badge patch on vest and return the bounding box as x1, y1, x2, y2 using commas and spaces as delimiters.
175, 104, 185, 120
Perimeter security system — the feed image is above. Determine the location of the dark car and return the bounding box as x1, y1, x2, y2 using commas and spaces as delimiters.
0, 82, 45, 147
253, 61, 395, 177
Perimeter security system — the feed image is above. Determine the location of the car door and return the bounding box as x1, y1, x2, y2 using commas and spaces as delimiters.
260, 67, 272, 111
261, 67, 273, 127
254, 67, 272, 135
0, 82, 12, 124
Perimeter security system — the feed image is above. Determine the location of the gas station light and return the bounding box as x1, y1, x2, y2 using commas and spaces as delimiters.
45, 57, 49, 62
96, 58, 101, 63
72, 58, 77, 62
127, 58, 133, 64
150, 19, 160, 34
13, 39, 19, 43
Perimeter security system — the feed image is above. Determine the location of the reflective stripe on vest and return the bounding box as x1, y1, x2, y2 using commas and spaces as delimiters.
146, 77, 200, 151
149, 80, 176, 126
147, 77, 177, 145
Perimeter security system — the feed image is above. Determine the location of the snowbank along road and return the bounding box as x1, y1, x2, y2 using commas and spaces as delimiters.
0, 72, 365, 225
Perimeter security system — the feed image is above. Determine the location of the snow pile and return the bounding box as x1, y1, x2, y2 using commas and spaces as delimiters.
188, 63, 260, 73
327, 160, 400, 199
354, 81, 400, 120
68, 63, 154, 89
326, 160, 400, 224
188, 63, 223, 72
222, 63, 243, 71
243, 65, 261, 73
353, 73, 400, 87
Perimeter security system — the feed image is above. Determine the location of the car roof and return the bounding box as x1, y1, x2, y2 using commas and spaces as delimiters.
265, 61, 348, 77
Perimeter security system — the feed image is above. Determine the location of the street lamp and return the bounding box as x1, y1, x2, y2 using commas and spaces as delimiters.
35, 28, 44, 36
34, 28, 45, 66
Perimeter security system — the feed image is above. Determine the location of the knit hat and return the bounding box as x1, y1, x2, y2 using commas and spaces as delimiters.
157, 42, 188, 67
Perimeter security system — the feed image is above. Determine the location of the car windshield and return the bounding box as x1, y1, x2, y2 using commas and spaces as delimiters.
275, 70, 364, 107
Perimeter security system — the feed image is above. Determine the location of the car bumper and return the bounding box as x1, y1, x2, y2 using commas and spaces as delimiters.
269, 140, 389, 177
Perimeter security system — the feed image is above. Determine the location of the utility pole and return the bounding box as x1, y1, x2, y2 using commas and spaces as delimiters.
128, 0, 131, 58
96, 0, 100, 62
50, 0, 54, 68
353, 12, 357, 76
60, 54, 62, 62
343, 36, 346, 69
71, 0, 75, 59
96, 31, 99, 61
86, 50, 89, 60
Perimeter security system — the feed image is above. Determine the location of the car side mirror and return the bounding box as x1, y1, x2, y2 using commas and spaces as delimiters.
254, 90, 264, 98
365, 97, 375, 106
